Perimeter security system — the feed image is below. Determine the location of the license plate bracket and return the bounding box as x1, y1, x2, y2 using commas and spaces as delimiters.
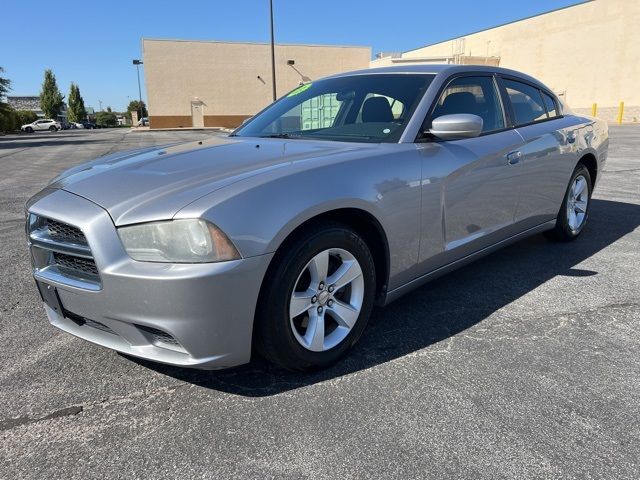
35, 280, 64, 316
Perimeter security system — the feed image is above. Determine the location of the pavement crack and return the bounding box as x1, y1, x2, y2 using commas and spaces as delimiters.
604, 168, 640, 174
0, 301, 20, 313
0, 218, 24, 225
0, 405, 83, 432
0, 384, 194, 433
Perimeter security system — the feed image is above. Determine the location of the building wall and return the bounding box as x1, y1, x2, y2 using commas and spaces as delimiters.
371, 0, 640, 122
143, 39, 371, 129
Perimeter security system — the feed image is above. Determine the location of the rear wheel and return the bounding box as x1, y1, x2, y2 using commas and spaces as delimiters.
255, 223, 376, 371
545, 164, 592, 241
48, 125, 56, 131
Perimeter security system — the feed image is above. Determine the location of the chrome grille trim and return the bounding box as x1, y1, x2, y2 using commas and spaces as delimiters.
34, 269, 101, 291
29, 231, 93, 258
27, 214, 101, 289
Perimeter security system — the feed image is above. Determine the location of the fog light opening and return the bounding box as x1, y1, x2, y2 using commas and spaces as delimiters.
136, 324, 186, 353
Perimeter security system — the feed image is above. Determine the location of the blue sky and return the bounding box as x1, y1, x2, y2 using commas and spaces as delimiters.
2, 0, 582, 112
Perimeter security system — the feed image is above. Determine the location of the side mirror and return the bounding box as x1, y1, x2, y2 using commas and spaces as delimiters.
429, 114, 483, 140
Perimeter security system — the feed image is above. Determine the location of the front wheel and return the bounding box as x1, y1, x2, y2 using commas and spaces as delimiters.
25, 127, 33, 133
545, 164, 592, 241
255, 223, 376, 371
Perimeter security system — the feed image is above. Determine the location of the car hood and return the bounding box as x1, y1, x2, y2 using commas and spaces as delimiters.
51, 135, 369, 226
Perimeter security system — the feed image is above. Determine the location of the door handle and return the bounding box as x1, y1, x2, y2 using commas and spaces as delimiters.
506, 151, 522, 165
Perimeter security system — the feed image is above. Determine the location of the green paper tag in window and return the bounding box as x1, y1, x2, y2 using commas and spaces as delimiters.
287, 83, 312, 97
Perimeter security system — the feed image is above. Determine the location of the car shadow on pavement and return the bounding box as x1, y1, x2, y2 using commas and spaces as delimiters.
0, 139, 109, 149
131, 198, 640, 397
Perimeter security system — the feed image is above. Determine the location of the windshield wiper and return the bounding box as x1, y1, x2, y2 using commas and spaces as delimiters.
257, 133, 299, 139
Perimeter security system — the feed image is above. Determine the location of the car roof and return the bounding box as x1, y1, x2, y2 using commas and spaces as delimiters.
324, 64, 552, 93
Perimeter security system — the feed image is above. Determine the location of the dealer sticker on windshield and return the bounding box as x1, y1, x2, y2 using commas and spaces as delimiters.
287, 83, 312, 97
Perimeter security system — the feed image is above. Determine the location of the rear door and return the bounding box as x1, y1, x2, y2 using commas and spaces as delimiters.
498, 77, 578, 229
417, 74, 525, 269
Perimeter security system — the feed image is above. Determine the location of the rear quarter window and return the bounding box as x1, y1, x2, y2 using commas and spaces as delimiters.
541, 91, 559, 118
503, 78, 548, 126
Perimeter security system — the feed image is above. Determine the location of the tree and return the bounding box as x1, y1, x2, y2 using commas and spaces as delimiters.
126, 100, 147, 119
95, 111, 117, 127
39, 69, 64, 119
0, 66, 10, 101
67, 83, 87, 123
0, 66, 14, 132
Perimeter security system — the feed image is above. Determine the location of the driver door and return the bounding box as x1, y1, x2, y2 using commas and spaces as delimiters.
418, 75, 525, 269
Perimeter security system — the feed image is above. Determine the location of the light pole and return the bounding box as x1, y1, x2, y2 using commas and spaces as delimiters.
132, 59, 144, 122
269, 0, 277, 102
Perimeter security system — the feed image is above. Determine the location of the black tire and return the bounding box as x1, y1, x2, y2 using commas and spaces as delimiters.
254, 222, 376, 371
545, 164, 592, 241
25, 127, 33, 133
49, 125, 56, 131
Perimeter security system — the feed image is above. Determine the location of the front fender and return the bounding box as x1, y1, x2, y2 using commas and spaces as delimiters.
174, 146, 423, 289
178, 165, 386, 257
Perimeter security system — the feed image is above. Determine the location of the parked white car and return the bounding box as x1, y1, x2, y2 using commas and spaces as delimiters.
21, 119, 62, 133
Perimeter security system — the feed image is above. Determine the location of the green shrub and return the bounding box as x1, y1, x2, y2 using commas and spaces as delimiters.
95, 111, 117, 127
14, 110, 38, 127
0, 104, 17, 132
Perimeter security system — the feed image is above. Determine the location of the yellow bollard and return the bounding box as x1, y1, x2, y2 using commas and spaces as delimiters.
617, 102, 624, 124
591, 103, 597, 117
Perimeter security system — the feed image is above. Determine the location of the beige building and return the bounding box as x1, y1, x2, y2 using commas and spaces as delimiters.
371, 0, 640, 123
142, 39, 370, 129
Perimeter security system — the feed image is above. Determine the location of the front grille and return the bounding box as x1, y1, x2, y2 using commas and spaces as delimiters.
45, 219, 87, 246
28, 214, 101, 287
53, 252, 99, 276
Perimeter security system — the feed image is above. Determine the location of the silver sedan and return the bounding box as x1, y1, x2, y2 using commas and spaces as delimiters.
26, 65, 608, 371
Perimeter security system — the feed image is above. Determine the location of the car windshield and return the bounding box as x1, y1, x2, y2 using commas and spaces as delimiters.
234, 74, 435, 143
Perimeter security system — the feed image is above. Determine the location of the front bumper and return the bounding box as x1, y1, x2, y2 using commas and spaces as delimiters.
28, 189, 273, 369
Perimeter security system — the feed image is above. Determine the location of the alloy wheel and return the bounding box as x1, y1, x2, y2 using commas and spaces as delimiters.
566, 174, 589, 233
289, 248, 364, 352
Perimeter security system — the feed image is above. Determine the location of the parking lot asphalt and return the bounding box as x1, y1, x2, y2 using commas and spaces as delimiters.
0, 127, 639, 479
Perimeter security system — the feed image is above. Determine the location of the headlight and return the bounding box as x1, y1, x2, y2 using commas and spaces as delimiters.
118, 219, 240, 263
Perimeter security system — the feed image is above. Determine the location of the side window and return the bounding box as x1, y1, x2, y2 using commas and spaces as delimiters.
541, 91, 559, 118
432, 76, 504, 133
503, 79, 548, 125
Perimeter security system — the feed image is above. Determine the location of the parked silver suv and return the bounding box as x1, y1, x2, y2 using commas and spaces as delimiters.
26, 65, 608, 371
